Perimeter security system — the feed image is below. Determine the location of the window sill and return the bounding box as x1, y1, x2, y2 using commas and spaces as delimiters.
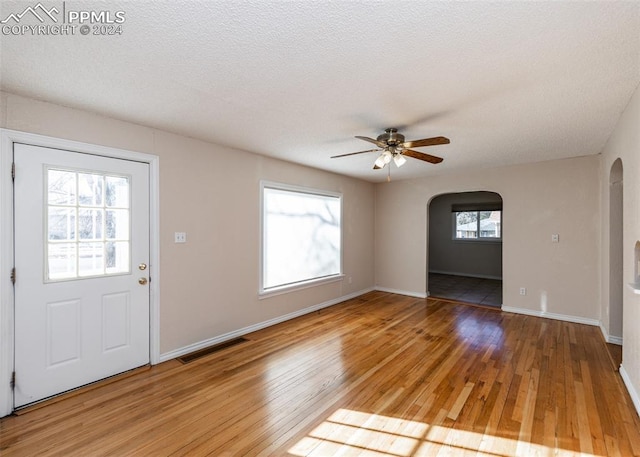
452, 239, 502, 244
259, 274, 345, 299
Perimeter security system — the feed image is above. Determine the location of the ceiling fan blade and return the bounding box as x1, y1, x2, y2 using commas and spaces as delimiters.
331, 148, 381, 158
401, 136, 450, 149
402, 149, 444, 164
355, 136, 387, 148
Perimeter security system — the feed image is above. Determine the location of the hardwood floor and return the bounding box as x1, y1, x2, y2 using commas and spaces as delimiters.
1, 291, 639, 456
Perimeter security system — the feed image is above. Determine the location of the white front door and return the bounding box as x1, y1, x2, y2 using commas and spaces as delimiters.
13, 143, 150, 408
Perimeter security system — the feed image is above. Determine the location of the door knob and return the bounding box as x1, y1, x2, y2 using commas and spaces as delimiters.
139, 263, 147, 271
138, 277, 148, 285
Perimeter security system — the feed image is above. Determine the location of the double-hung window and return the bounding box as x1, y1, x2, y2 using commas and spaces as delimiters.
452, 203, 502, 241
260, 182, 342, 295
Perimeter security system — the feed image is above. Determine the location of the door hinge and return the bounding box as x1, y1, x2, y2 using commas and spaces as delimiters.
11, 162, 15, 181
10, 371, 15, 389
10, 267, 15, 284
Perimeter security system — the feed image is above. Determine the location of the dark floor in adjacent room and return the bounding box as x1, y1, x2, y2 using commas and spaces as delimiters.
428, 272, 502, 307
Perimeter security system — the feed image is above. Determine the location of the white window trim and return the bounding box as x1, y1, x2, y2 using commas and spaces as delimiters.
259, 180, 343, 298
452, 210, 503, 242
0, 129, 161, 418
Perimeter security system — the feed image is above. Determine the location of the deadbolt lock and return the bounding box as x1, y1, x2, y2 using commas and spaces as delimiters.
138, 277, 148, 285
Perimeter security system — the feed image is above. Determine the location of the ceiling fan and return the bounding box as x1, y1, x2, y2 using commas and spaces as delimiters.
331, 128, 450, 174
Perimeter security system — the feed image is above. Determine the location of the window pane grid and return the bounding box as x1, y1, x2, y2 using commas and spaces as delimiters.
46, 168, 131, 281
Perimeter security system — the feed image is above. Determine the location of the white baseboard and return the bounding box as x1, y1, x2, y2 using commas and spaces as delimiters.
599, 322, 623, 345
428, 270, 502, 281
608, 335, 624, 345
375, 287, 428, 299
501, 305, 600, 327
159, 287, 375, 362
620, 364, 640, 418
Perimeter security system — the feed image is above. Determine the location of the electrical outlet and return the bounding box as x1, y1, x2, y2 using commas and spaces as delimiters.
174, 232, 187, 243
551, 234, 559, 243
519, 287, 527, 296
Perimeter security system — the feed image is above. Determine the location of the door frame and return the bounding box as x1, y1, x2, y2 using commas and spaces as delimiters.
0, 129, 161, 417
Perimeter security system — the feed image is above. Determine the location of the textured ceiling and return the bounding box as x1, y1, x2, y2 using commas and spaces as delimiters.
1, 1, 639, 182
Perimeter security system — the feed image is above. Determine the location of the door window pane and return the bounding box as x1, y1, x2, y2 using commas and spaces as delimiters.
78, 209, 103, 240
106, 241, 130, 274
106, 209, 129, 240
46, 168, 131, 281
78, 243, 105, 277
48, 170, 76, 205
48, 207, 76, 241
106, 176, 129, 208
78, 173, 104, 206
48, 243, 77, 280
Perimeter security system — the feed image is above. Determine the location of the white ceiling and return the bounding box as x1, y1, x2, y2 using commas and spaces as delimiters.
1, 1, 639, 182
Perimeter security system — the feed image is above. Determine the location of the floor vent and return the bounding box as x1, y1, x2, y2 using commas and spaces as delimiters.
177, 337, 249, 364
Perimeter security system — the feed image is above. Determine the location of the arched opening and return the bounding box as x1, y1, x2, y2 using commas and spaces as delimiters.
427, 191, 503, 307
609, 159, 623, 345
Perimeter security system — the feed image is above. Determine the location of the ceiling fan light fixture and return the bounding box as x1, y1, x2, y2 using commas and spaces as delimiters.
374, 154, 387, 169
332, 128, 449, 173
393, 154, 407, 167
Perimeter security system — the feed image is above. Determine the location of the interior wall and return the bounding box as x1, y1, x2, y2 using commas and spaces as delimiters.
600, 82, 640, 409
428, 191, 502, 279
0, 91, 376, 356
375, 154, 601, 321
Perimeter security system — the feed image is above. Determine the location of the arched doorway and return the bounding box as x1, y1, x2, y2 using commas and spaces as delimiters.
609, 159, 623, 345
427, 191, 503, 307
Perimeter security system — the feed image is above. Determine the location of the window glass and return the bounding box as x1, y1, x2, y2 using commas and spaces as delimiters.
479, 211, 501, 238
455, 211, 478, 239
262, 185, 341, 291
454, 210, 501, 240
46, 168, 131, 281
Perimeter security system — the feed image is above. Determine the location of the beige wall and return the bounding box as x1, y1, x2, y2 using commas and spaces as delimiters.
600, 83, 640, 404
0, 92, 376, 355
375, 155, 601, 321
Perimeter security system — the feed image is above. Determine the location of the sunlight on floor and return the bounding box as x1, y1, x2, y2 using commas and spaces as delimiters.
288, 408, 599, 457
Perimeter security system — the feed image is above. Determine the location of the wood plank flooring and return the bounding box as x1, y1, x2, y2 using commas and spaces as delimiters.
1, 291, 639, 456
